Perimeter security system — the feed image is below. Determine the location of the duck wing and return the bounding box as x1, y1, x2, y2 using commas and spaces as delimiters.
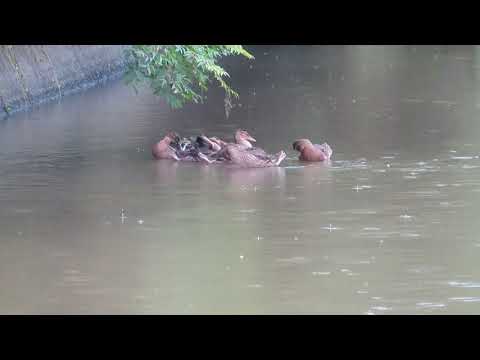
314, 142, 333, 159
247, 147, 268, 157
227, 146, 285, 168
167, 145, 181, 161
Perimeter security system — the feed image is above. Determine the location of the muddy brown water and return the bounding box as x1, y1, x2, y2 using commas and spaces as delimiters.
1, 45, 480, 314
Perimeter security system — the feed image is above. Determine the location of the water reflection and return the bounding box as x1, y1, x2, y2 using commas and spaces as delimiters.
225, 166, 286, 190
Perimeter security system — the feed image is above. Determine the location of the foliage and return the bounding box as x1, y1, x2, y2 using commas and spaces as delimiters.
124, 45, 254, 109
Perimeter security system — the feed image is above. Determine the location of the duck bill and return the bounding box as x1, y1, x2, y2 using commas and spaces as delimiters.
246, 136, 256, 142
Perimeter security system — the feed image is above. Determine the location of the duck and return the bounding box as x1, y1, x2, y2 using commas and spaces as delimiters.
234, 129, 270, 157
202, 136, 226, 154
152, 131, 181, 160
205, 129, 269, 160
233, 129, 256, 149
152, 129, 287, 167
175, 136, 214, 163
219, 145, 287, 168
175, 131, 241, 163
208, 130, 286, 167
292, 139, 333, 162
194, 135, 223, 154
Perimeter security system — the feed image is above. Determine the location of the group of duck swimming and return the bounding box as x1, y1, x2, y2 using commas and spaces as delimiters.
152, 129, 333, 168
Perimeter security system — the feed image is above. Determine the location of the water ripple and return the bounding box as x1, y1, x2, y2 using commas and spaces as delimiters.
448, 281, 480, 288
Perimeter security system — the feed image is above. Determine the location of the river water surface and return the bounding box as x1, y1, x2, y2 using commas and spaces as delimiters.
2, 45, 480, 314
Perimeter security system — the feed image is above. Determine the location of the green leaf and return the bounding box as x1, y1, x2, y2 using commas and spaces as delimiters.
123, 45, 254, 109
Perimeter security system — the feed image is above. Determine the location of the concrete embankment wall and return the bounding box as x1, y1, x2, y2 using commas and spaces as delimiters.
0, 45, 129, 118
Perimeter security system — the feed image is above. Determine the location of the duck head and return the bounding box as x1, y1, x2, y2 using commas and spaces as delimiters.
164, 131, 180, 145
235, 129, 256, 148
292, 139, 313, 152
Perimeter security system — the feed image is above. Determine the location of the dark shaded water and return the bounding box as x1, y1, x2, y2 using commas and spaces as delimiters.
2, 45, 480, 314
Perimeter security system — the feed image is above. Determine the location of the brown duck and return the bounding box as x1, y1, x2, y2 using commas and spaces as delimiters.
205, 129, 269, 157
205, 130, 286, 167
220, 145, 286, 168
153, 133, 213, 163
292, 139, 333, 162
152, 131, 181, 160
